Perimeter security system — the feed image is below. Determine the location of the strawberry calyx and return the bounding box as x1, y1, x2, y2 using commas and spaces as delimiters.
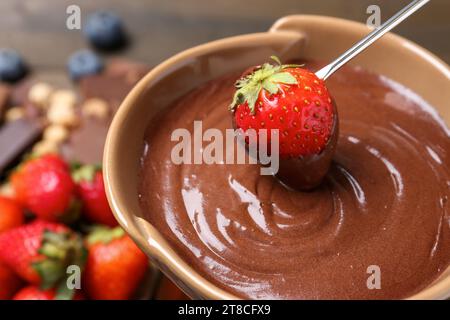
59, 199, 82, 225
32, 229, 87, 300
86, 226, 125, 245
72, 164, 102, 183
229, 56, 302, 114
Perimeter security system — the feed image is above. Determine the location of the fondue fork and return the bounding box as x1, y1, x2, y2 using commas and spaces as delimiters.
315, 0, 430, 80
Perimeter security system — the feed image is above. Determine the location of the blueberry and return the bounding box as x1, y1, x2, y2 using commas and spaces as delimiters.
0, 49, 28, 83
67, 49, 104, 81
84, 11, 127, 50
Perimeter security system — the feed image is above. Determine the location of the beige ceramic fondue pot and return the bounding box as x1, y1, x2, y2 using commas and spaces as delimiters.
103, 15, 450, 300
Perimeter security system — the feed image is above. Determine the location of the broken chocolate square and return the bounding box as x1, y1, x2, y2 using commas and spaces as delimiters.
0, 119, 42, 176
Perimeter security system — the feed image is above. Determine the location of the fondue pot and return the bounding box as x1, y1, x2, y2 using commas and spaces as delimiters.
104, 15, 450, 299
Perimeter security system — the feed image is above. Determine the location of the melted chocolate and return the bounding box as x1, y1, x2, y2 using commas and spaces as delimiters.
138, 62, 450, 299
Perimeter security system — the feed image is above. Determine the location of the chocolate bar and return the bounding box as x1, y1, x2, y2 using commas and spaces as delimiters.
62, 59, 150, 164
60, 117, 109, 164
9, 79, 32, 107
0, 119, 42, 177
79, 59, 150, 111
0, 84, 10, 122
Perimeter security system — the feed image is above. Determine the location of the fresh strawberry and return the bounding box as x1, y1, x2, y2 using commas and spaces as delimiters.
10, 154, 78, 222
83, 226, 148, 300
0, 196, 24, 234
0, 220, 86, 299
13, 286, 56, 300
13, 286, 85, 300
0, 221, 67, 284
73, 165, 118, 227
35, 154, 69, 171
0, 262, 22, 299
230, 56, 336, 159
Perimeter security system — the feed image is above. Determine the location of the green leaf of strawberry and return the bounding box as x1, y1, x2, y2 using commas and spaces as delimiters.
230, 56, 303, 113
33, 229, 86, 295
86, 225, 125, 245
72, 164, 102, 183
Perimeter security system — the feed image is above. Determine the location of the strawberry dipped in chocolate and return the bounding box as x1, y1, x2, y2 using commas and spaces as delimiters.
229, 56, 338, 190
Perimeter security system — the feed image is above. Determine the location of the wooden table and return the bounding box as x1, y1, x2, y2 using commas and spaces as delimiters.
0, 0, 448, 80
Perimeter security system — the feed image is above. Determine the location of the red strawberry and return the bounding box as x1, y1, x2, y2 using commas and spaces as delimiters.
0, 262, 22, 299
35, 154, 69, 171
0, 220, 86, 299
73, 165, 118, 227
10, 154, 78, 222
13, 286, 85, 300
83, 226, 148, 300
230, 56, 336, 159
0, 196, 24, 234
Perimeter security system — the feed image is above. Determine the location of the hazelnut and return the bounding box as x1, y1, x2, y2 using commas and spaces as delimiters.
43, 124, 69, 143
50, 89, 77, 108
5, 107, 25, 122
0, 183, 15, 198
82, 98, 110, 119
28, 82, 54, 108
47, 103, 79, 127
32, 140, 59, 156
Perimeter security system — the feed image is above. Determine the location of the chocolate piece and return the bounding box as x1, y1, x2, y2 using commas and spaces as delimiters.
23, 101, 43, 120
61, 118, 109, 164
106, 58, 149, 80
8, 79, 42, 120
9, 79, 32, 107
62, 59, 151, 164
79, 59, 150, 111
0, 84, 11, 121
62, 60, 150, 165
79, 74, 131, 111
0, 119, 42, 176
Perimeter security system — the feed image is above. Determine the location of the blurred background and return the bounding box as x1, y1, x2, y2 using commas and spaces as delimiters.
0, 0, 449, 76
